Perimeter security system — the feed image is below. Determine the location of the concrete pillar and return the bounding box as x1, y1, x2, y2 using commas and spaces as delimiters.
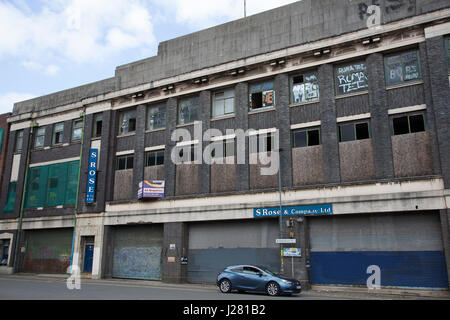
235, 82, 250, 191
162, 222, 189, 283
164, 98, 177, 197
199, 91, 211, 195
275, 73, 293, 189
425, 36, 450, 188
318, 64, 340, 184
366, 53, 395, 179
132, 104, 147, 198
105, 110, 119, 202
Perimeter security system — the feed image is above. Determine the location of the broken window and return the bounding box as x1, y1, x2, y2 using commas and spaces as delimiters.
178, 96, 199, 125
339, 121, 371, 142
34, 127, 46, 149
52, 123, 64, 145
93, 113, 103, 138
292, 128, 321, 148
384, 50, 422, 87
147, 103, 166, 131
118, 109, 137, 135
392, 113, 426, 136
290, 72, 319, 104
71, 119, 83, 142
249, 81, 275, 111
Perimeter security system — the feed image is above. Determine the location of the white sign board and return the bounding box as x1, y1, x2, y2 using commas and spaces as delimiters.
283, 248, 302, 257
276, 239, 296, 244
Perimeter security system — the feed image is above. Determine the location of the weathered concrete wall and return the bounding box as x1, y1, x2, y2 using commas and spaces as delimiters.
144, 165, 165, 181
392, 131, 433, 178
292, 146, 324, 186
249, 153, 278, 190
339, 139, 376, 182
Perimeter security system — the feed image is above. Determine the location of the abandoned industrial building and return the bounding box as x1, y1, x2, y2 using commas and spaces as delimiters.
1, 0, 450, 291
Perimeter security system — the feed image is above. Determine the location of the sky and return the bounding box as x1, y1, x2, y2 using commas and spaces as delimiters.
0, 0, 300, 115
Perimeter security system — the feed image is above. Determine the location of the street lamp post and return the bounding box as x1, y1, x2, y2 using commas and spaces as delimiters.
277, 148, 284, 274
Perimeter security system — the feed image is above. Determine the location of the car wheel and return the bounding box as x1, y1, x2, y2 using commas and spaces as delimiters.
266, 281, 280, 296
219, 279, 232, 293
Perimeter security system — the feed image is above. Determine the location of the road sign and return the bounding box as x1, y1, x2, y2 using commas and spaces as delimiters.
276, 239, 296, 244
283, 248, 301, 257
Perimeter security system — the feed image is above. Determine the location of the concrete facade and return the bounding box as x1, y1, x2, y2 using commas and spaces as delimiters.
1, 1, 450, 290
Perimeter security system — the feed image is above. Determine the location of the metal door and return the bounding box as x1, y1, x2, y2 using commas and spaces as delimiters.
112, 225, 163, 280
83, 244, 94, 273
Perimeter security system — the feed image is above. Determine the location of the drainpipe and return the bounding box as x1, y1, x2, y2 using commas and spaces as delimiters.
13, 122, 37, 273
69, 109, 86, 274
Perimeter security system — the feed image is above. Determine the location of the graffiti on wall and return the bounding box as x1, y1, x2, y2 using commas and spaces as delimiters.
357, 0, 416, 28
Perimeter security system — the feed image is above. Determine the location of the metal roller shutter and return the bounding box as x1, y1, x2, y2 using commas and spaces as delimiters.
188, 219, 279, 284
22, 228, 73, 274
309, 211, 449, 289
112, 225, 163, 280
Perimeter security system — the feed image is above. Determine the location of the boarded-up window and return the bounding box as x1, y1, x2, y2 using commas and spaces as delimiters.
249, 81, 275, 111
334, 61, 368, 95
290, 72, 319, 104
384, 50, 422, 87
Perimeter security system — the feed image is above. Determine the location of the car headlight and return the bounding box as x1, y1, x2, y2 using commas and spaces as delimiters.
281, 279, 291, 284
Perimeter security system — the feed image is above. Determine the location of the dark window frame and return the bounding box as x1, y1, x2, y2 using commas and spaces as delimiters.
178, 95, 200, 125
334, 61, 369, 96
147, 103, 167, 131
34, 127, 46, 149
249, 80, 276, 111
212, 88, 235, 118
118, 109, 137, 135
116, 154, 134, 171
211, 139, 236, 159
391, 112, 427, 136
292, 127, 321, 148
71, 118, 83, 142
290, 71, 320, 104
249, 132, 276, 154
15, 130, 24, 153
52, 122, 64, 146
93, 113, 103, 138
145, 150, 165, 167
384, 49, 422, 87
338, 120, 371, 143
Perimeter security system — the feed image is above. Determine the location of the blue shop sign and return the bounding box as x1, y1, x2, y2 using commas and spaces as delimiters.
254, 204, 333, 218
86, 148, 98, 204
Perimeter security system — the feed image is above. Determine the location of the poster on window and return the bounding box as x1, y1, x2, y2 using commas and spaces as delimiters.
262, 90, 275, 108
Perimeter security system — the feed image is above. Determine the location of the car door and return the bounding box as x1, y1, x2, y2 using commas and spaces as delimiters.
240, 266, 265, 290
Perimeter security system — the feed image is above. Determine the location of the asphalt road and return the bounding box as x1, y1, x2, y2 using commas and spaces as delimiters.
0, 274, 362, 300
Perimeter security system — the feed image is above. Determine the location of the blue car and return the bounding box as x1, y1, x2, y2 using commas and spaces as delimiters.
216, 265, 301, 296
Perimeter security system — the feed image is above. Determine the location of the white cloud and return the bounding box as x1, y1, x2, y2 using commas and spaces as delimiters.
0, 92, 37, 114
0, 0, 157, 65
21, 61, 60, 76
157, 0, 300, 29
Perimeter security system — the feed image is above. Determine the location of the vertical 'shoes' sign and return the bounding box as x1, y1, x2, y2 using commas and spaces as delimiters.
86, 149, 98, 203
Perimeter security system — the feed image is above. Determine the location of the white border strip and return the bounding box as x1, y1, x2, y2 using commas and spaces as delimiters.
424, 22, 450, 38
176, 140, 199, 147
388, 104, 427, 115
29, 157, 80, 168
248, 128, 277, 136
210, 134, 237, 142
337, 113, 371, 123
145, 145, 165, 152
10, 121, 32, 132
291, 121, 321, 130
116, 150, 135, 156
